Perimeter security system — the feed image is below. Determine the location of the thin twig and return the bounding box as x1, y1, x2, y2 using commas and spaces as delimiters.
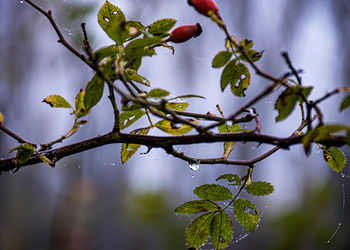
0, 122, 35, 146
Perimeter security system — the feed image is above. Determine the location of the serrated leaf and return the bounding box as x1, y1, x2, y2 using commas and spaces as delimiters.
323, 147, 346, 173
275, 86, 313, 122
212, 51, 233, 68
148, 18, 177, 35
124, 37, 162, 61
245, 181, 274, 196
233, 198, 260, 232
154, 119, 195, 135
216, 174, 241, 185
211, 211, 233, 250
165, 102, 189, 111
240, 49, 264, 62
121, 127, 149, 164
125, 68, 150, 86
340, 95, 350, 112
193, 184, 233, 201
84, 74, 104, 111
93, 45, 120, 62
43, 95, 72, 109
147, 88, 170, 98
97, 1, 129, 44
185, 212, 215, 249
11, 143, 35, 165
119, 109, 146, 130
221, 61, 251, 97
174, 200, 221, 214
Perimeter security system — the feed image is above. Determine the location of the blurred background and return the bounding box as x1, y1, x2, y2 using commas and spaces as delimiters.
1, 0, 350, 249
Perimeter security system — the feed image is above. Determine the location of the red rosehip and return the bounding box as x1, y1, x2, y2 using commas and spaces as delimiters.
168, 23, 202, 43
188, 0, 220, 18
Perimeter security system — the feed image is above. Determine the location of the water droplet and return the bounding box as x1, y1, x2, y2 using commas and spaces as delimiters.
20, 0, 24, 3
225, 121, 232, 126
341, 173, 345, 178
189, 162, 200, 171
103, 17, 110, 23
112, 11, 118, 15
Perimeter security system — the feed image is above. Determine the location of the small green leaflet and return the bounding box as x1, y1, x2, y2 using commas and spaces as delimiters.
185, 212, 215, 249
97, 1, 129, 45
125, 68, 150, 86
174, 200, 221, 214
193, 184, 233, 201
216, 174, 241, 185
275, 86, 313, 122
146, 88, 170, 98
93, 45, 120, 62
210, 211, 233, 250
147, 18, 177, 35
43, 95, 72, 109
119, 109, 146, 130
218, 123, 242, 160
340, 95, 350, 112
323, 147, 346, 173
75, 89, 90, 119
84, 74, 104, 111
165, 102, 189, 111
124, 37, 162, 61
121, 127, 150, 164
245, 181, 274, 196
10, 143, 35, 165
221, 61, 251, 97
154, 120, 195, 135
233, 198, 260, 232
212, 51, 233, 68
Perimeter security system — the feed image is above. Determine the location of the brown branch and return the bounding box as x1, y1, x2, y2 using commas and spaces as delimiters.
0, 122, 35, 146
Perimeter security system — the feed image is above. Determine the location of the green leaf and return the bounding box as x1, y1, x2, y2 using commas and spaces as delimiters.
323, 147, 346, 173
216, 174, 241, 185
165, 102, 189, 111
126, 20, 145, 40
174, 200, 221, 214
212, 51, 233, 68
124, 37, 162, 61
10, 143, 35, 165
240, 49, 264, 62
147, 88, 170, 98
154, 120, 195, 135
302, 124, 348, 154
121, 127, 149, 164
211, 211, 233, 250
76, 120, 88, 126
75, 89, 90, 119
239, 39, 254, 50
37, 154, 54, 167
84, 74, 104, 111
245, 181, 275, 196
97, 1, 129, 44
125, 68, 150, 86
43, 95, 72, 109
275, 86, 313, 122
221, 61, 251, 97
193, 184, 233, 201
185, 212, 215, 249
147, 18, 177, 35
126, 58, 142, 71
218, 124, 242, 159
93, 45, 121, 62
233, 198, 260, 232
119, 109, 146, 130
340, 95, 350, 112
